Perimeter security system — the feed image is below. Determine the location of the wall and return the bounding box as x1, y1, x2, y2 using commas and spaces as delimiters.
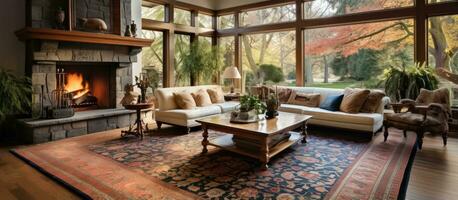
0, 0, 26, 76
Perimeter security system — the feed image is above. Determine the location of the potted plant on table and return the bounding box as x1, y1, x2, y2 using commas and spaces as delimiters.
236, 95, 266, 120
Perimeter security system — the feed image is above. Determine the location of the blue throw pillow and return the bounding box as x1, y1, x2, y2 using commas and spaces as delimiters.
319, 94, 344, 111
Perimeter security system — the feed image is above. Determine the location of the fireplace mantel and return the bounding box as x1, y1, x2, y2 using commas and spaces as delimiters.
16, 28, 153, 48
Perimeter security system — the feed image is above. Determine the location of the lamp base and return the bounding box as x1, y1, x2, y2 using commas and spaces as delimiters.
230, 86, 235, 94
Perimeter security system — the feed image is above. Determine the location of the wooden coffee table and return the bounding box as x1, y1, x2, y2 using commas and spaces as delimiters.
196, 111, 311, 169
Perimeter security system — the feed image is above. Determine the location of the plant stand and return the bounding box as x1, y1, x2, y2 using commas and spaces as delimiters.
121, 103, 154, 139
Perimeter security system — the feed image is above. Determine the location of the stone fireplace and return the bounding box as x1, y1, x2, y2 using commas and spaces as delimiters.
15, 0, 153, 144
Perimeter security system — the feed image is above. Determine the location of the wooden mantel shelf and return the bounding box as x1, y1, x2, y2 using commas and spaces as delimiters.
16, 28, 153, 48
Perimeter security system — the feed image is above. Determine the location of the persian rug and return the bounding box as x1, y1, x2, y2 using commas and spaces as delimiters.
11, 127, 416, 200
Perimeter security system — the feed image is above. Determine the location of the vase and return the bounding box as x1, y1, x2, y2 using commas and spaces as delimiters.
55, 8, 66, 29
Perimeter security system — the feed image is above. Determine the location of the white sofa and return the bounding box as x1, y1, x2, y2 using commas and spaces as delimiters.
278, 87, 390, 134
154, 85, 239, 133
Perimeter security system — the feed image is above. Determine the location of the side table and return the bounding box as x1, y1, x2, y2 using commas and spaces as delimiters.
121, 103, 154, 139
224, 93, 241, 101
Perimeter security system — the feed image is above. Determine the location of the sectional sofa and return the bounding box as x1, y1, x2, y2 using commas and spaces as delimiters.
154, 85, 390, 135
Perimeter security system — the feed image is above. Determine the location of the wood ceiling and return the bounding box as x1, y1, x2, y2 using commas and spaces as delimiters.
176, 0, 270, 10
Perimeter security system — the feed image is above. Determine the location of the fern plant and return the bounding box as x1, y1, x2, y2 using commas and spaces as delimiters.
0, 69, 32, 123
382, 63, 438, 102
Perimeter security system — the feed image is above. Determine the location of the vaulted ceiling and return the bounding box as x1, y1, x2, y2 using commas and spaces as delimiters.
177, 0, 270, 10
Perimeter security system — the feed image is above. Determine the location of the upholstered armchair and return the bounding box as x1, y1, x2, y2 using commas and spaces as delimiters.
383, 88, 450, 150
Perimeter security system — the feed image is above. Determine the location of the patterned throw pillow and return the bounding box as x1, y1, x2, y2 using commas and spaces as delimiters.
340, 88, 370, 113
287, 91, 321, 107
191, 89, 213, 107
173, 92, 196, 109
319, 94, 344, 111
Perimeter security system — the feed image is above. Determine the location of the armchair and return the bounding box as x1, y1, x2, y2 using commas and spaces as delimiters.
383, 88, 450, 150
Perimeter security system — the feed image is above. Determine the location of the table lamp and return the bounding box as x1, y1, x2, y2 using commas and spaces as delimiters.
223, 66, 241, 94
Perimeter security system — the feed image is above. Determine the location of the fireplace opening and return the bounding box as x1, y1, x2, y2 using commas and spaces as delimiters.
59, 62, 116, 111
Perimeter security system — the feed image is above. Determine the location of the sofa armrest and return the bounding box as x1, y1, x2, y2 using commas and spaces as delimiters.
376, 96, 391, 114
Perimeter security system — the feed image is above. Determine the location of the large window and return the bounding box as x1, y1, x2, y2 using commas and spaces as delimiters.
175, 34, 191, 86
240, 4, 296, 27
218, 14, 235, 29
219, 36, 235, 68
199, 13, 213, 28
174, 8, 191, 25
142, 2, 165, 21
242, 31, 296, 91
141, 30, 164, 87
303, 0, 413, 19
303, 19, 414, 89
428, 15, 458, 105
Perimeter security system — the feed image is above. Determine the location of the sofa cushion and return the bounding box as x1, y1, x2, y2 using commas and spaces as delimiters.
279, 104, 382, 125
191, 89, 212, 107
416, 88, 450, 106
287, 91, 321, 107
155, 105, 221, 120
319, 94, 344, 111
360, 90, 385, 113
340, 88, 370, 113
213, 101, 239, 112
207, 88, 225, 103
174, 92, 196, 109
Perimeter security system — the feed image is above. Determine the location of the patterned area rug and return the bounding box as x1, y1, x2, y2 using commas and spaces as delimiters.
12, 127, 416, 200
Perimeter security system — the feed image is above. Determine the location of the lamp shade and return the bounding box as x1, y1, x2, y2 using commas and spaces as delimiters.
222, 66, 241, 79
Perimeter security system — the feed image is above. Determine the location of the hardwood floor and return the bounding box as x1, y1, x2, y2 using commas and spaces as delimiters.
0, 131, 457, 200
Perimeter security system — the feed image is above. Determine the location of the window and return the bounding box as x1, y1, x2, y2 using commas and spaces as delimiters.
242, 31, 296, 91
141, 30, 164, 87
199, 13, 213, 28
303, 0, 413, 19
428, 15, 458, 105
141, 2, 165, 21
174, 8, 191, 25
240, 4, 296, 27
175, 34, 191, 86
219, 36, 235, 68
218, 14, 235, 29
199, 36, 212, 46
303, 19, 414, 89
429, 0, 456, 3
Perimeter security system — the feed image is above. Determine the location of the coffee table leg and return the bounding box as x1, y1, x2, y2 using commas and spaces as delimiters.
202, 125, 209, 154
260, 137, 270, 170
301, 122, 308, 143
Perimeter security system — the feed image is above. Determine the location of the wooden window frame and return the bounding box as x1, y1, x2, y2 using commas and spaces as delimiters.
141, 0, 458, 88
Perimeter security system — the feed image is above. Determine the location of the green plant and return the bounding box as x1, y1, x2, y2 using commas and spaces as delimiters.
180, 40, 223, 86
239, 95, 266, 114
0, 69, 32, 123
382, 62, 439, 101
257, 64, 285, 83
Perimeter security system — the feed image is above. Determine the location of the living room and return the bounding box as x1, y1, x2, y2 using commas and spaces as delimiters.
0, 0, 458, 199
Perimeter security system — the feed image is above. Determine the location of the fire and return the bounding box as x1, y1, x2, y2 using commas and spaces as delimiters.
65, 73, 90, 99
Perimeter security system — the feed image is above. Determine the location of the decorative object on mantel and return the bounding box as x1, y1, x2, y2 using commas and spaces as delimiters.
130, 20, 137, 38
265, 87, 280, 119
223, 66, 241, 93
120, 84, 139, 106
54, 7, 66, 30
79, 18, 108, 32
124, 25, 132, 37
47, 68, 74, 119
230, 95, 266, 123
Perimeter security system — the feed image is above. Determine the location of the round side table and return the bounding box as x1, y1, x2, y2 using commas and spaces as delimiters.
121, 103, 154, 139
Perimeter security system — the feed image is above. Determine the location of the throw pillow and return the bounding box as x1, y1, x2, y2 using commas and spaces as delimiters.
173, 92, 196, 109
191, 89, 212, 107
287, 91, 321, 107
319, 94, 344, 111
340, 88, 370, 113
360, 90, 385, 113
277, 87, 293, 103
207, 88, 225, 103
416, 88, 450, 106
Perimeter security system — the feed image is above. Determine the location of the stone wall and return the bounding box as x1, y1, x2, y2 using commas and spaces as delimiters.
74, 0, 113, 31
